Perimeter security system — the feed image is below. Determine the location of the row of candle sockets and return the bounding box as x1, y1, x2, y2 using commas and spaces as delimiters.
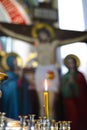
20, 115, 72, 130
0, 113, 72, 130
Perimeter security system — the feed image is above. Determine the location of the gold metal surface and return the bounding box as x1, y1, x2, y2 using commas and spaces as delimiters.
0, 72, 8, 81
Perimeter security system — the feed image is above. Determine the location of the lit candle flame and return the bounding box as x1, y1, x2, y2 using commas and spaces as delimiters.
44, 79, 49, 118
44, 79, 48, 91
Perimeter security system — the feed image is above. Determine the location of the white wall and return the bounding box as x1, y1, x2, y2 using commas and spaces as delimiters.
12, 39, 36, 67
82, 0, 87, 30
58, 0, 85, 31
57, 0, 87, 80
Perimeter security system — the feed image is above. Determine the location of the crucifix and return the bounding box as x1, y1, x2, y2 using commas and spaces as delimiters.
0, 22, 87, 119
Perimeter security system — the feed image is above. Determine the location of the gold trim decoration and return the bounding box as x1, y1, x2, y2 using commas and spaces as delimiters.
64, 54, 80, 68
2, 52, 22, 71
0, 51, 6, 57
31, 23, 55, 40
0, 51, 6, 72
0, 72, 8, 81
24, 52, 38, 68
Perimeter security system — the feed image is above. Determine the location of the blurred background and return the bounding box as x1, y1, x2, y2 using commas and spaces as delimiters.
0, 0, 87, 79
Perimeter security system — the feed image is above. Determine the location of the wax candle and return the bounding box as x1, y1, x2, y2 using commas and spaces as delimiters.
44, 79, 49, 118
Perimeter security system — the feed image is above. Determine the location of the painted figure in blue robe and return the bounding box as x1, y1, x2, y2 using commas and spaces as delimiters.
15, 67, 32, 116
2, 55, 19, 120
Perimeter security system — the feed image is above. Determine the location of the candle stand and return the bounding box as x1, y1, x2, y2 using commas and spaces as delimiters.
0, 73, 71, 130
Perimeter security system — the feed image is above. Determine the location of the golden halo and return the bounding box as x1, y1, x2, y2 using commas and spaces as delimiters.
2, 52, 22, 71
31, 23, 55, 40
0, 51, 6, 57
64, 54, 80, 68
0, 51, 6, 71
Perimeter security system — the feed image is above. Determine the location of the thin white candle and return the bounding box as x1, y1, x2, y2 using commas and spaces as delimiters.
44, 79, 49, 118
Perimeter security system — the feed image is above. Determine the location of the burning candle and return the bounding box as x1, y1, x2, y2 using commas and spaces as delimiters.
44, 79, 49, 118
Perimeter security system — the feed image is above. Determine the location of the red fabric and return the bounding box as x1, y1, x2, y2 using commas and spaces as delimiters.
63, 71, 87, 130
17, 79, 22, 88
64, 99, 79, 130
76, 72, 87, 129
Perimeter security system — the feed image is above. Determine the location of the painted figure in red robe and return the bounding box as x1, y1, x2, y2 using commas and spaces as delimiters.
61, 54, 87, 130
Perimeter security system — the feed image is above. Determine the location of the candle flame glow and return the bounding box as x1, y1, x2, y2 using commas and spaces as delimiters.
44, 79, 48, 91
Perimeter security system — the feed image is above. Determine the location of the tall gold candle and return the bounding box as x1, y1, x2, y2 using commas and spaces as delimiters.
44, 79, 49, 118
